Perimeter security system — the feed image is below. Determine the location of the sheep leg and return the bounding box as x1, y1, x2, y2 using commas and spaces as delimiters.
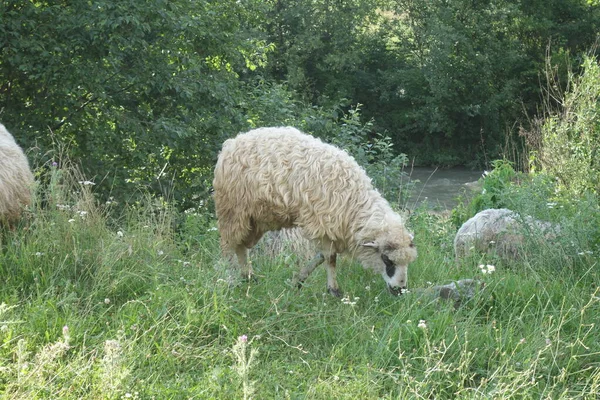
294, 252, 325, 289
235, 245, 254, 280
325, 253, 342, 297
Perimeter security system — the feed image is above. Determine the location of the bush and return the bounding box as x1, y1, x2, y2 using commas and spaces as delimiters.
535, 56, 600, 197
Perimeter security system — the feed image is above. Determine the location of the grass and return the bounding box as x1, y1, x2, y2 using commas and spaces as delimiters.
0, 164, 599, 399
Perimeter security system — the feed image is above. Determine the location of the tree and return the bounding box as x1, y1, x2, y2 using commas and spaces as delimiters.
1, 0, 271, 207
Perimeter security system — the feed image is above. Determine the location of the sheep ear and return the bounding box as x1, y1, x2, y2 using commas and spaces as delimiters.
362, 242, 378, 249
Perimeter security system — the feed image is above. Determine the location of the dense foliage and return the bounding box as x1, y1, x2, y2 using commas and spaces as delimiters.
2, 0, 600, 205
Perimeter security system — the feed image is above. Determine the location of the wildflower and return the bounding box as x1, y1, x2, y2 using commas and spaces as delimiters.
117, 231, 124, 238
341, 296, 358, 305
62, 325, 70, 339
78, 180, 96, 186
78, 210, 88, 218
519, 338, 526, 345
68, 219, 76, 223
239, 334, 248, 343
157, 250, 164, 256
417, 320, 427, 329
104, 298, 111, 305
401, 288, 410, 294
545, 338, 551, 346
479, 264, 496, 274
52, 161, 58, 167
547, 202, 557, 209
35, 252, 44, 257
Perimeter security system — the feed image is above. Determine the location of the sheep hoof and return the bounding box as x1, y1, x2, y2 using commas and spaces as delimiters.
242, 274, 258, 283
328, 287, 342, 297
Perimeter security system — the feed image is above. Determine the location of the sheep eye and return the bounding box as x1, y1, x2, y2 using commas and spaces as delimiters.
381, 254, 395, 278
409, 241, 415, 248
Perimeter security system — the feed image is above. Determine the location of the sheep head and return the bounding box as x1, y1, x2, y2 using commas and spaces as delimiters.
360, 224, 417, 295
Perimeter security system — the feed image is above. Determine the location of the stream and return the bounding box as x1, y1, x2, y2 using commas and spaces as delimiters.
404, 167, 484, 210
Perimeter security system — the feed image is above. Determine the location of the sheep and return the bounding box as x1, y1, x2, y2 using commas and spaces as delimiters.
0, 123, 35, 227
454, 208, 558, 261
213, 126, 417, 296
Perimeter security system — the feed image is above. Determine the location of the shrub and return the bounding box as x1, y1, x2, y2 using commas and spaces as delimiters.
534, 56, 600, 197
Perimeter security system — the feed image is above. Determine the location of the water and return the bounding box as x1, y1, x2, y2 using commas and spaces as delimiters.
404, 167, 484, 210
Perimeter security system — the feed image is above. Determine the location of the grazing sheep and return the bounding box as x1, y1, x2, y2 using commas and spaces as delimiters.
0, 123, 34, 226
213, 127, 417, 296
454, 208, 558, 261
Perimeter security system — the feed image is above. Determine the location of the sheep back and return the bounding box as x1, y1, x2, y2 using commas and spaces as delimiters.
214, 127, 380, 251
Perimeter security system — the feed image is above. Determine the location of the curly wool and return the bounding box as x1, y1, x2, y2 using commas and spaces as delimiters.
0, 123, 34, 224
213, 126, 416, 276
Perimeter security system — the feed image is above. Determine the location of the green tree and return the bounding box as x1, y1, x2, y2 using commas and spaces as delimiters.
1, 0, 271, 207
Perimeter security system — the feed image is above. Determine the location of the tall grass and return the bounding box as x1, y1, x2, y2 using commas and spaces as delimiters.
0, 158, 599, 398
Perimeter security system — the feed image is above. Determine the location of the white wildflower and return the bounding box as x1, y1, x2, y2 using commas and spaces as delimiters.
479, 264, 496, 274
78, 180, 96, 186
341, 296, 357, 306
417, 320, 427, 329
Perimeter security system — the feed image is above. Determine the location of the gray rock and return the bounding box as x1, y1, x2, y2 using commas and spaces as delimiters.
411, 279, 484, 308
454, 208, 559, 261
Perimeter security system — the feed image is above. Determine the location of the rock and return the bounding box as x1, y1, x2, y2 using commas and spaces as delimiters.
411, 279, 484, 308
454, 208, 559, 261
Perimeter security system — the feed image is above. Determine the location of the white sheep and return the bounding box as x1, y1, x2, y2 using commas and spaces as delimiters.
0, 123, 34, 227
213, 126, 417, 296
454, 208, 558, 261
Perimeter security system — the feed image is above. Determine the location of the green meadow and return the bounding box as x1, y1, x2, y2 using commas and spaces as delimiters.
1, 160, 598, 399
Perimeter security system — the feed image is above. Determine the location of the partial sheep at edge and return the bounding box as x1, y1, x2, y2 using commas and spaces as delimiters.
0, 123, 34, 227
